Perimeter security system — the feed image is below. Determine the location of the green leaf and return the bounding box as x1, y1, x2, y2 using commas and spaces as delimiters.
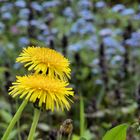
72, 135, 87, 140
80, 137, 87, 140
83, 130, 94, 140
102, 124, 129, 140
0, 110, 12, 123
72, 134, 80, 140
72, 130, 94, 140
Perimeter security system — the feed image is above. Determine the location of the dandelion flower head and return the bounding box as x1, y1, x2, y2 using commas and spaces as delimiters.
16, 47, 71, 80
9, 74, 74, 111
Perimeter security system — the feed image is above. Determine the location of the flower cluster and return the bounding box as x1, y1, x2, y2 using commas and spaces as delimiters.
9, 46, 74, 111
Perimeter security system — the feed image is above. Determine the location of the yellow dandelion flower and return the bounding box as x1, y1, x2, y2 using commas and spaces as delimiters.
9, 74, 74, 111
16, 47, 71, 80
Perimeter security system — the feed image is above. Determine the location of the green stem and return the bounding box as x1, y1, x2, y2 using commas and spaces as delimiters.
97, 86, 105, 108
80, 95, 85, 137
2, 100, 28, 140
16, 99, 22, 140
27, 108, 41, 140
17, 117, 22, 140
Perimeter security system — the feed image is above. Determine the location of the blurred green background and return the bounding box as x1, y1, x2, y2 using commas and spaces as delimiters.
0, 0, 140, 139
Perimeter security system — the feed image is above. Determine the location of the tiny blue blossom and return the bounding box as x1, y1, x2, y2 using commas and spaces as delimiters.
68, 43, 83, 52
63, 7, 75, 20
0, 22, 5, 33
79, 10, 93, 20
19, 8, 30, 19
42, 1, 60, 9
31, 2, 42, 11
15, 0, 26, 8
78, 0, 92, 10
121, 8, 135, 16
99, 28, 113, 37
17, 20, 28, 27
2, 12, 12, 20
95, 1, 106, 9
19, 37, 29, 45
112, 4, 125, 12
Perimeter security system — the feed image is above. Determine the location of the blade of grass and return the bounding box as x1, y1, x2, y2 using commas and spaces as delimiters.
97, 86, 105, 108
80, 95, 85, 137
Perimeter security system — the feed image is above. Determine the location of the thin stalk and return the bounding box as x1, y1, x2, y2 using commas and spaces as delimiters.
80, 95, 85, 137
27, 108, 41, 140
97, 86, 105, 108
16, 99, 22, 140
57, 132, 62, 140
2, 100, 28, 140
17, 117, 22, 140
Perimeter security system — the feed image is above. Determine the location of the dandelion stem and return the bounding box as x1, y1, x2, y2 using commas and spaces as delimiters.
27, 108, 41, 140
16, 99, 22, 140
2, 100, 28, 140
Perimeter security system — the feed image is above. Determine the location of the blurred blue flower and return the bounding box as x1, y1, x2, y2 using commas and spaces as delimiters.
103, 36, 122, 49
125, 39, 134, 47
105, 46, 125, 58
38, 35, 55, 46
133, 13, 140, 20
106, 19, 117, 25
38, 24, 48, 30
103, 37, 124, 54
111, 55, 122, 65
31, 2, 42, 11
63, 7, 75, 20
95, 1, 106, 9
2, 12, 12, 20
13, 63, 21, 69
92, 68, 100, 75
138, 5, 140, 10
7, 43, 14, 49
95, 79, 103, 85
78, 0, 92, 10
0, 22, 5, 33
79, 23, 95, 35
132, 48, 140, 57
114, 29, 123, 36
79, 10, 93, 20
92, 58, 99, 65
132, 32, 140, 38
68, 42, 83, 52
99, 28, 113, 37
44, 13, 54, 22
51, 28, 58, 35
112, 4, 125, 12
121, 8, 135, 16
113, 55, 122, 61
37, 35, 45, 41
42, 29, 50, 36
106, 48, 116, 56
42, 1, 60, 9
1, 3, 13, 12
17, 20, 28, 27
85, 36, 98, 51
29, 19, 49, 31
0, 46, 5, 55
30, 19, 39, 26
71, 18, 95, 35
19, 37, 29, 45
125, 32, 140, 47
15, 0, 26, 8
19, 8, 30, 19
